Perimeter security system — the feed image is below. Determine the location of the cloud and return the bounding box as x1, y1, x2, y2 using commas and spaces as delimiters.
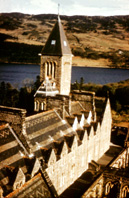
65, 0, 129, 16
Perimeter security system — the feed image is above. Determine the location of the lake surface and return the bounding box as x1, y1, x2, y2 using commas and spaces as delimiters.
0, 63, 129, 88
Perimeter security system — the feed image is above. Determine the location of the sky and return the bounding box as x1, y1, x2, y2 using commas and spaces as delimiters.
0, 0, 129, 16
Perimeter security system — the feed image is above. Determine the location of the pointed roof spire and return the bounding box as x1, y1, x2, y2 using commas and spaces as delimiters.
42, 15, 72, 56
58, 3, 60, 17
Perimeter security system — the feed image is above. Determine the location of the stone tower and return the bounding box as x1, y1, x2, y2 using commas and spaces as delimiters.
40, 16, 72, 96
34, 16, 73, 112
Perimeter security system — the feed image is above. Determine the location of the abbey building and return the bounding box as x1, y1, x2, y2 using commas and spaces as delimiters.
0, 16, 129, 198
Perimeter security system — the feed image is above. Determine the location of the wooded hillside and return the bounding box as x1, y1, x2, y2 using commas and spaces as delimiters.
0, 13, 129, 68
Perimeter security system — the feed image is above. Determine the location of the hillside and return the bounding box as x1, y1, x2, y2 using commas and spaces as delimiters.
0, 13, 129, 68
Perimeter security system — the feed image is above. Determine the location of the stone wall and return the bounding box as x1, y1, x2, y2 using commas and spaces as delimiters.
34, 95, 71, 119
45, 120, 111, 195
0, 106, 29, 151
72, 90, 96, 121
0, 98, 112, 196
81, 175, 103, 198
40, 54, 72, 96
99, 99, 112, 157
60, 55, 72, 95
31, 98, 112, 196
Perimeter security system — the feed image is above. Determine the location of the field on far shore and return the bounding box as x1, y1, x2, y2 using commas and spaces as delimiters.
72, 56, 110, 67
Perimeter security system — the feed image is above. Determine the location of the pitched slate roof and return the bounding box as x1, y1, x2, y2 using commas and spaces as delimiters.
41, 16, 72, 56
25, 110, 74, 153
0, 124, 28, 196
0, 124, 26, 170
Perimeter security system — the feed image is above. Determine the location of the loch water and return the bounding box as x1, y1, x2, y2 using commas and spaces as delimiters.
0, 63, 129, 88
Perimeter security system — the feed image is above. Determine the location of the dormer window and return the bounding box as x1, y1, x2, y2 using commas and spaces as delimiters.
64, 41, 67, 46
51, 40, 56, 45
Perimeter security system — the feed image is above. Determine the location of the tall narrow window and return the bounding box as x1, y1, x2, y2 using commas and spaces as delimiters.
47, 62, 49, 76
41, 102, 44, 111
34, 101, 37, 111
50, 62, 52, 77
44, 62, 47, 78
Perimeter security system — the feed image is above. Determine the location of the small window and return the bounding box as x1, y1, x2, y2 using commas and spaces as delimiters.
64, 41, 67, 46
51, 40, 56, 45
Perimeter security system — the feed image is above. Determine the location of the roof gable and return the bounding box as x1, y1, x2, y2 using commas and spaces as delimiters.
61, 141, 68, 157
31, 158, 40, 178
71, 135, 78, 151
42, 16, 72, 56
48, 149, 56, 166
13, 168, 25, 190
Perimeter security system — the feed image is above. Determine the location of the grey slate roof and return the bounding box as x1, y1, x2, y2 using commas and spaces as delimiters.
41, 16, 72, 56
0, 124, 25, 170
25, 110, 74, 153
0, 124, 28, 196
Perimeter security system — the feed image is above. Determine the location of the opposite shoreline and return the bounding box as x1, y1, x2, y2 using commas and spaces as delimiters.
0, 56, 129, 70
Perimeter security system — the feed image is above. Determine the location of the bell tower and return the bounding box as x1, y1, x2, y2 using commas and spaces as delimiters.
34, 15, 72, 113
40, 16, 72, 96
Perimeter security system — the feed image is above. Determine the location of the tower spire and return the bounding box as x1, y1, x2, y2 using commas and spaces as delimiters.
58, 3, 60, 17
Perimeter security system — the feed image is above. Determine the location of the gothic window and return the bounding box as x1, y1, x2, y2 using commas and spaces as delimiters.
105, 182, 112, 195
34, 101, 39, 111
34, 101, 37, 111
89, 193, 94, 198
118, 160, 122, 168
43, 62, 47, 78
41, 102, 44, 111
47, 62, 49, 76
122, 186, 129, 198
50, 62, 52, 77
44, 61, 57, 79
122, 157, 125, 168
96, 185, 100, 196
53, 62, 56, 78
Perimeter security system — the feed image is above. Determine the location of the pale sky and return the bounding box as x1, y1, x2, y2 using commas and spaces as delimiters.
0, 0, 129, 16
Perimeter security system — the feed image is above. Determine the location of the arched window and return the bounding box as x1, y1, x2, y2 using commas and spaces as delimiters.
41, 102, 44, 111
50, 62, 52, 77
35, 101, 39, 111
118, 160, 122, 168
43, 62, 47, 78
122, 186, 129, 198
34, 101, 37, 111
53, 62, 56, 78
47, 62, 49, 76
96, 185, 100, 196
105, 182, 112, 195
